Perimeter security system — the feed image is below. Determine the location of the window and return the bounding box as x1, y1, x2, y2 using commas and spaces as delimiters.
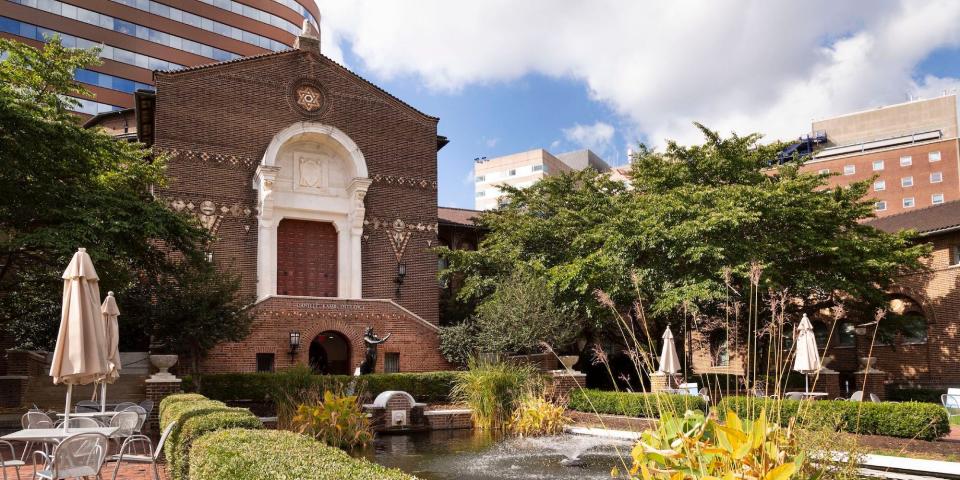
931, 172, 943, 183
256, 353, 275, 372
709, 330, 729, 367
873, 180, 886, 191
903, 197, 915, 208
532, 164, 544, 172
902, 176, 914, 187
838, 322, 856, 347
817, 168, 830, 175
929, 151, 941, 162
843, 165, 855, 175
813, 322, 830, 347
872, 160, 884, 171
932, 193, 945, 205
952, 246, 960, 266
475, 191, 485, 198
384, 352, 400, 373
875, 201, 887, 211
899, 313, 928, 345
475, 175, 485, 183
900, 155, 912, 166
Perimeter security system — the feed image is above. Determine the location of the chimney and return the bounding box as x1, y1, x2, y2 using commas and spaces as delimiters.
294, 19, 321, 55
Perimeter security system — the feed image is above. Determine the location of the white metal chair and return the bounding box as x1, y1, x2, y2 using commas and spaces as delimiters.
74, 401, 100, 414
837, 390, 864, 401
869, 393, 881, 403
108, 420, 176, 480
120, 406, 147, 433
32, 433, 108, 480
942, 394, 960, 422
0, 440, 25, 480
20, 412, 54, 462
697, 387, 711, 404
784, 392, 806, 401
112, 403, 137, 413
56, 417, 100, 429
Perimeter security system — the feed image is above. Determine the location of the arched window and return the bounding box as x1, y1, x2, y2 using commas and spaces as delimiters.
709, 330, 730, 366
813, 322, 830, 347
899, 313, 928, 345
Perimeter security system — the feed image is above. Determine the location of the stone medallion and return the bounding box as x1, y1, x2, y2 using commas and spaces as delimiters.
296, 85, 322, 111
288, 79, 328, 116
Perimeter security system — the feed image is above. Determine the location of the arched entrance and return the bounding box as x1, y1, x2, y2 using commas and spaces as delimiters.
309, 330, 351, 374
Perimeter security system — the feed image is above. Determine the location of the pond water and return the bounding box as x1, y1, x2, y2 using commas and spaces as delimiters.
366, 430, 634, 480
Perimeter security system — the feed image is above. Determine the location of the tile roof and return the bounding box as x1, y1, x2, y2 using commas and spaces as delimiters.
438, 207, 481, 228
865, 199, 960, 236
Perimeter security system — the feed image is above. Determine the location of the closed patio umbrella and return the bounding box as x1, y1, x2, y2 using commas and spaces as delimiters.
793, 313, 821, 393
657, 326, 681, 374
99, 291, 121, 412
50, 248, 110, 430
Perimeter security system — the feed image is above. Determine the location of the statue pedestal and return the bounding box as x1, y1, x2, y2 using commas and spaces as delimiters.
545, 370, 586, 401
650, 372, 680, 393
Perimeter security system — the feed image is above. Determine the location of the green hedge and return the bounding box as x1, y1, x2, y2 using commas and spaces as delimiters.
568, 389, 706, 418
888, 387, 943, 404
718, 396, 950, 441
159, 394, 263, 480
190, 429, 415, 480
183, 370, 460, 404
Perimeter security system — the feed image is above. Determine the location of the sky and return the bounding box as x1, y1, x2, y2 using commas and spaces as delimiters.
312, 0, 960, 209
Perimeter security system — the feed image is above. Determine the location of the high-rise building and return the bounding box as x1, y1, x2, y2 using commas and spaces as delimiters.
792, 95, 959, 217
474, 148, 611, 210
0, 0, 318, 118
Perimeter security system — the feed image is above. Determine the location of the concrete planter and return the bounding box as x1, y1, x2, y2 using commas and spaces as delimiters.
148, 354, 179, 381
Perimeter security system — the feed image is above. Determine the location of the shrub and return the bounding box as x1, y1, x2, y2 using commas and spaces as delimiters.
291, 391, 373, 449
451, 358, 540, 430
183, 369, 460, 405
568, 389, 706, 418
189, 429, 415, 480
718, 396, 950, 441
510, 395, 568, 437
888, 386, 943, 404
159, 394, 263, 480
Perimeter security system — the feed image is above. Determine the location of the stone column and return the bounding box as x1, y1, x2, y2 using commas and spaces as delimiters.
649, 372, 680, 393
145, 378, 182, 433
347, 178, 371, 299
855, 357, 887, 401
546, 370, 586, 401
255, 165, 280, 300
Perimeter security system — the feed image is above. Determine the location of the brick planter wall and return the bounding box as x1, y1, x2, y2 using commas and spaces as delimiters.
145, 379, 183, 432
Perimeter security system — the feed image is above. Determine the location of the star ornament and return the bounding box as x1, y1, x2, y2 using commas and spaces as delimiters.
296, 85, 322, 111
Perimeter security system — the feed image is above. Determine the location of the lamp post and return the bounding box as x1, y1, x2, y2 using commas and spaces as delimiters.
288, 331, 300, 362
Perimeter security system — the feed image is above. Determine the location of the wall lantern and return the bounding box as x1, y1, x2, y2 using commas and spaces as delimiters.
394, 263, 406, 297
288, 331, 301, 359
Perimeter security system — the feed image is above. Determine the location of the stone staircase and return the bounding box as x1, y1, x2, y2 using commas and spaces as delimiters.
22, 374, 148, 410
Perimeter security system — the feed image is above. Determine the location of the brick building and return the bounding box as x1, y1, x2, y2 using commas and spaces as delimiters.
130, 24, 452, 374
795, 95, 960, 217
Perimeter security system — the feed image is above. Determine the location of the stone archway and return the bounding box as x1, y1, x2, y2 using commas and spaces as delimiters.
309, 330, 352, 375
254, 123, 372, 301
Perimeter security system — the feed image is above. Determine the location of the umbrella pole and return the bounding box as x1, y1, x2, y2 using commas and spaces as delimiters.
805, 374, 809, 393
63, 384, 72, 432
101, 382, 107, 412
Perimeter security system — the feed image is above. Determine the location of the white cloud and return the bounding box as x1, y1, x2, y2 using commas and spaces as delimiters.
315, 0, 960, 145
462, 168, 475, 185
483, 136, 499, 148
562, 121, 615, 153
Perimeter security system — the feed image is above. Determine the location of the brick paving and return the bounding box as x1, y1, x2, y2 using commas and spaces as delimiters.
3, 462, 168, 480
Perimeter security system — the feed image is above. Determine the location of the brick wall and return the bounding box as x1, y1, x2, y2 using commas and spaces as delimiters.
152, 46, 449, 374
277, 219, 338, 297
201, 296, 451, 373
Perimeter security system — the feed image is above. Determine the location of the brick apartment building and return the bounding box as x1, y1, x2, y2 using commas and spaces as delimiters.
796, 95, 959, 217
109, 24, 453, 374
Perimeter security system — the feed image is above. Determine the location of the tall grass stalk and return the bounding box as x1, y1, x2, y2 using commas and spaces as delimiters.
451, 357, 540, 430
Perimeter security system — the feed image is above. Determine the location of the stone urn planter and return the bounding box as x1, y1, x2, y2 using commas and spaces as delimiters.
857, 356, 881, 373
558, 355, 579, 372
149, 354, 179, 381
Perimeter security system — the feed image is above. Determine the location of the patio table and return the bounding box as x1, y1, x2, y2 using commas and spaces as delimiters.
55, 411, 119, 419
797, 392, 829, 399
1, 427, 118, 442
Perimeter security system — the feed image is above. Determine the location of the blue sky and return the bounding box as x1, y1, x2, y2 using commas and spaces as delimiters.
318, 1, 960, 209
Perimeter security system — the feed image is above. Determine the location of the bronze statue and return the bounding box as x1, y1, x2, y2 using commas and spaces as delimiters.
357, 327, 391, 375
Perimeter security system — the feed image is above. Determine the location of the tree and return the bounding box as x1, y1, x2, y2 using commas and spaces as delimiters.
128, 258, 253, 373
0, 37, 240, 352
440, 124, 929, 355
439, 269, 578, 364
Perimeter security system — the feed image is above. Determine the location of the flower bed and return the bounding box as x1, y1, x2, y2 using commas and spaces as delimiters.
718, 396, 950, 441
568, 389, 706, 417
